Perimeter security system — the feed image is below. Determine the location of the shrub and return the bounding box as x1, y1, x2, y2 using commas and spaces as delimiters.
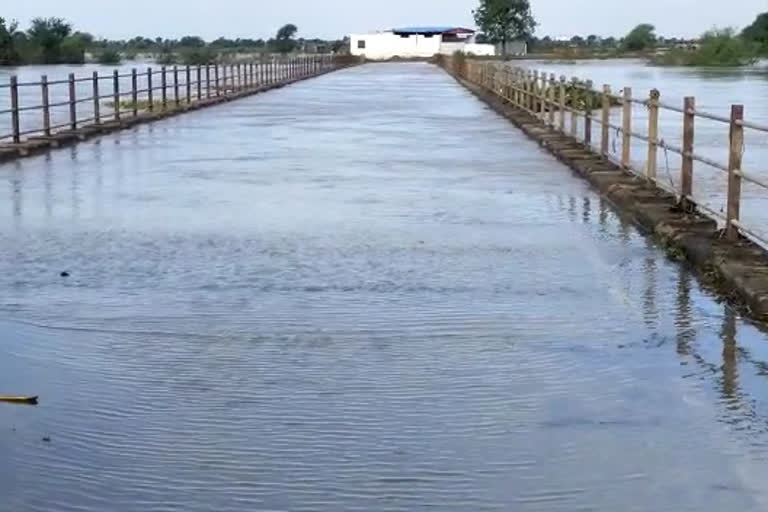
97, 49, 121, 64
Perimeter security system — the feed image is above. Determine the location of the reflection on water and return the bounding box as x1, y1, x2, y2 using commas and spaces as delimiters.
2, 63, 768, 511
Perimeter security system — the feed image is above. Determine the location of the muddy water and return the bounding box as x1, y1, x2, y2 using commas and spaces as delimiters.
2, 62, 768, 511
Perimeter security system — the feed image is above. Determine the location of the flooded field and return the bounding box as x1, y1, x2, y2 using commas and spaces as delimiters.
3, 63, 768, 511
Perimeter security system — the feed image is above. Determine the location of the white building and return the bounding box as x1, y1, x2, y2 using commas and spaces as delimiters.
349, 26, 497, 60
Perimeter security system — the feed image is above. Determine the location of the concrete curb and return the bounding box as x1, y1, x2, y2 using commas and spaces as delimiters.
0, 65, 351, 165
446, 68, 768, 321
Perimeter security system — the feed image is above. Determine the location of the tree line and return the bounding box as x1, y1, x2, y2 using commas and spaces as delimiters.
0, 17, 347, 66
471, 0, 768, 66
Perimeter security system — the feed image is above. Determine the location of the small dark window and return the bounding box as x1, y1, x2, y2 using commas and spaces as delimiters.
357, 40, 366, 49
400, 34, 409, 38
424, 34, 434, 38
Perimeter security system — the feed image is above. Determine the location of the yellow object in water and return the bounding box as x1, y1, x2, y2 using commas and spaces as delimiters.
0, 395, 38, 405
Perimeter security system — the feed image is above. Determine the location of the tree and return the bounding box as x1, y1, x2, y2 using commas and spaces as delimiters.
586, 34, 599, 46
623, 23, 656, 51
179, 36, 205, 48
473, 0, 536, 56
27, 17, 73, 63
273, 23, 298, 53
742, 12, 768, 48
570, 35, 585, 46
0, 17, 20, 65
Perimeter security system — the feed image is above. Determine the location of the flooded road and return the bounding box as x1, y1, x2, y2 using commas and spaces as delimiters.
3, 62, 768, 511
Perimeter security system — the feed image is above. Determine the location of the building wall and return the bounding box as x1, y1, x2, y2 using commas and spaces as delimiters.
350, 32, 497, 60
350, 32, 442, 59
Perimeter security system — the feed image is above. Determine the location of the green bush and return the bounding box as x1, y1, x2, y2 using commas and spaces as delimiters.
181, 47, 217, 65
96, 49, 121, 64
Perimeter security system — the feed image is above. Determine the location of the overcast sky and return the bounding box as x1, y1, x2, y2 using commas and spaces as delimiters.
5, 0, 768, 40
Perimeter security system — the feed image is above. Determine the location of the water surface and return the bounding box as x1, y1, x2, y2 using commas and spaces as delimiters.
3, 63, 768, 511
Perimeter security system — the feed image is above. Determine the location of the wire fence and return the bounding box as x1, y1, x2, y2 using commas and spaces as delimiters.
444, 58, 768, 249
1, 55, 341, 147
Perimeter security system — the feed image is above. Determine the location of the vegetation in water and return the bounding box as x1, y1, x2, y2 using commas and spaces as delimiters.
0, 17, 91, 65
0, 17, 348, 67
96, 49, 121, 64
651, 28, 759, 67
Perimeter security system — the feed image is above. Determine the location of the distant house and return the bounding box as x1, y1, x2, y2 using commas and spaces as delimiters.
349, 26, 497, 60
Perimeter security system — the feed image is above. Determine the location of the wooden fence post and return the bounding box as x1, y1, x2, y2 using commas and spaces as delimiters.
131, 68, 138, 117
9, 76, 20, 143
186, 65, 191, 103
41, 75, 51, 136
147, 68, 153, 112
206, 65, 211, 98
92, 72, 100, 124
173, 66, 180, 107
161, 66, 167, 110
69, 73, 77, 130
548, 74, 556, 126
622, 87, 632, 169
532, 70, 539, 116
570, 78, 578, 138
726, 104, 744, 241
584, 80, 593, 146
113, 70, 121, 120
223, 65, 228, 95
601, 84, 611, 155
214, 65, 220, 96
558, 76, 566, 132
646, 89, 660, 180
196, 65, 202, 100
681, 97, 695, 208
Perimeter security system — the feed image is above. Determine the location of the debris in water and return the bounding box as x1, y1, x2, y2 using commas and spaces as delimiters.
60, 271, 70, 277
0, 395, 38, 405
42, 436, 51, 443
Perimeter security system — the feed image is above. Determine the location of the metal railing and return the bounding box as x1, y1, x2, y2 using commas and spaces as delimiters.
1, 55, 340, 148
449, 59, 768, 247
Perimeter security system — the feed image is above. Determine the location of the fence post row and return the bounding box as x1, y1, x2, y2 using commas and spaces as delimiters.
726, 105, 745, 241
558, 76, 566, 132
68, 73, 77, 130
92, 72, 100, 125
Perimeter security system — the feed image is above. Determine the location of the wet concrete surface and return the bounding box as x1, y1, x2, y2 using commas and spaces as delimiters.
3, 63, 768, 511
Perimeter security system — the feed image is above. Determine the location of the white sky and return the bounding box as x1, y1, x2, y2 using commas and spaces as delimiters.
4, 0, 768, 40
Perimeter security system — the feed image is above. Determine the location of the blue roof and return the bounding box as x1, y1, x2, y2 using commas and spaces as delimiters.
392, 26, 457, 34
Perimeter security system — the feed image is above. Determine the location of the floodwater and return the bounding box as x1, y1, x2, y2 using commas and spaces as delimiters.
518, 59, 768, 235
0, 61, 282, 142
3, 62, 768, 511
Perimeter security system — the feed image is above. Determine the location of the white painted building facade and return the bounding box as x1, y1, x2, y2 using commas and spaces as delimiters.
350, 27, 497, 60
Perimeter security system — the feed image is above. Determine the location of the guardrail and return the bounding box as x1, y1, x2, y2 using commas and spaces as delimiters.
1, 55, 340, 150
446, 58, 767, 247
